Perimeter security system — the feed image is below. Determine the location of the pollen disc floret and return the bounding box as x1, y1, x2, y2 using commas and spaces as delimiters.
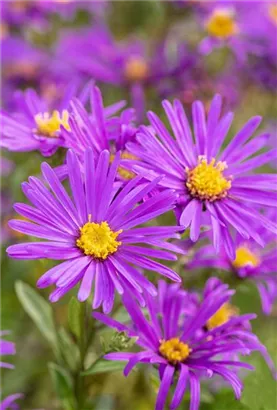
233, 246, 260, 269
110, 151, 139, 180
206, 303, 237, 330
76, 221, 122, 260
186, 156, 231, 201
159, 338, 191, 364
206, 8, 238, 38
35, 110, 70, 137
124, 56, 149, 82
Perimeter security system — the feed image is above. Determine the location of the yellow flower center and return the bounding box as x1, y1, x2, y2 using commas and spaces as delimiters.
110, 151, 139, 180
206, 8, 238, 38
186, 156, 231, 201
76, 221, 122, 260
159, 338, 191, 364
125, 57, 149, 82
34, 110, 70, 138
269, 4, 277, 25
206, 303, 237, 330
233, 246, 260, 269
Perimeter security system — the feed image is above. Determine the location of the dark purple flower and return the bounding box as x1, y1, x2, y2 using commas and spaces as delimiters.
7, 149, 183, 312
127, 94, 277, 259
94, 278, 274, 410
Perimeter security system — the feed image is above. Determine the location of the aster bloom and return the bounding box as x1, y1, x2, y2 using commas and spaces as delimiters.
62, 84, 138, 182
94, 278, 274, 410
189, 211, 277, 315
7, 149, 182, 312
126, 94, 277, 259
197, 2, 251, 60
0, 82, 86, 156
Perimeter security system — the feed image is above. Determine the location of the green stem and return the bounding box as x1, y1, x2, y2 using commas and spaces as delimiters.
74, 302, 88, 409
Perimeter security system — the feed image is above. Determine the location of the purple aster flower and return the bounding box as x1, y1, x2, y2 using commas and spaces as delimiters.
6, 149, 182, 312
0, 82, 88, 157
62, 84, 139, 183
94, 278, 274, 410
198, 1, 277, 66
57, 25, 192, 120
126, 94, 277, 259
190, 210, 277, 315
0, 331, 23, 409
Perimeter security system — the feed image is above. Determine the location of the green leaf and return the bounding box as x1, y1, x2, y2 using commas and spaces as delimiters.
58, 327, 80, 371
15, 281, 57, 349
202, 391, 250, 410
82, 359, 125, 376
48, 362, 75, 409
68, 296, 84, 340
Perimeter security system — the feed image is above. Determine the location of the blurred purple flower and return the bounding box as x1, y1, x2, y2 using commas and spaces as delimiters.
190, 210, 277, 315
57, 25, 192, 120
7, 149, 183, 311
127, 94, 277, 259
94, 278, 274, 410
0, 82, 88, 157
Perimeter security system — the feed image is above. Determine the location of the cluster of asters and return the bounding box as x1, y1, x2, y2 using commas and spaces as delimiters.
1, 1, 277, 409
1, 81, 277, 408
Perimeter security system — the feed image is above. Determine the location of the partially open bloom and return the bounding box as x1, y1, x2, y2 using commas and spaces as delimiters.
94, 278, 274, 410
0, 82, 86, 156
127, 94, 277, 259
7, 149, 182, 312
62, 85, 139, 182
0, 331, 23, 409
190, 210, 277, 314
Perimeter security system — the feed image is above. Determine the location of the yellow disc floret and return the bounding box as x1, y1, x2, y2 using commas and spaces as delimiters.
186, 156, 231, 201
206, 303, 237, 331
125, 57, 149, 82
206, 8, 238, 38
269, 4, 277, 25
233, 246, 260, 269
76, 221, 122, 260
110, 151, 139, 180
35, 110, 70, 138
159, 338, 191, 364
